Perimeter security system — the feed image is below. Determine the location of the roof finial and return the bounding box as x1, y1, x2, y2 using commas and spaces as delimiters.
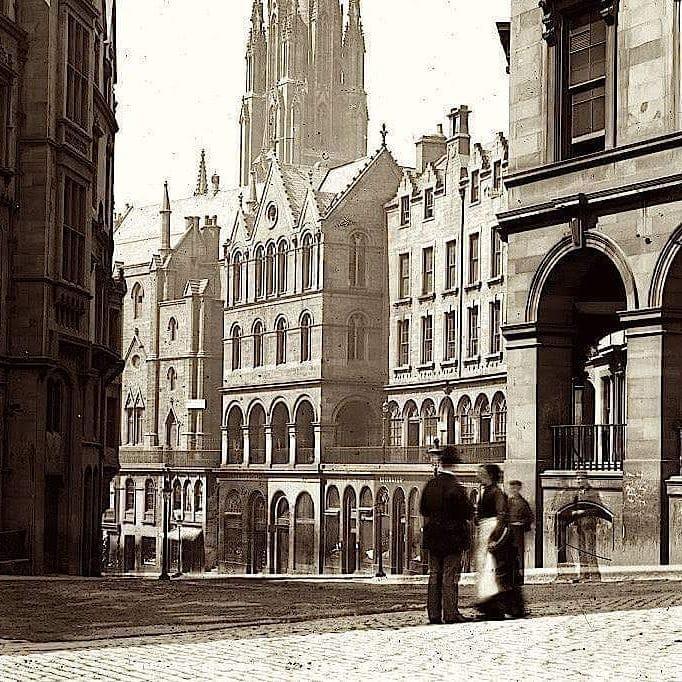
380, 123, 389, 148
194, 149, 208, 196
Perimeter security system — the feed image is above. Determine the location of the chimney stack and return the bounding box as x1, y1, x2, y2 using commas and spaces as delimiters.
211, 172, 220, 194
448, 105, 471, 157
415, 123, 447, 174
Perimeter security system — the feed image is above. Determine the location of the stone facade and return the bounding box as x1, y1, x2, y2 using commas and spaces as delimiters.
0, 0, 124, 575
499, 0, 682, 570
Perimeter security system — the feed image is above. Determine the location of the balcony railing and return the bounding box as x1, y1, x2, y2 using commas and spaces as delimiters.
119, 449, 221, 468
322, 442, 505, 466
552, 424, 625, 471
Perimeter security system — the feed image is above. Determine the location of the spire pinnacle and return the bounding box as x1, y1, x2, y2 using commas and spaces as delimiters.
194, 149, 208, 196
161, 180, 171, 213
349, 0, 361, 21
251, 0, 264, 27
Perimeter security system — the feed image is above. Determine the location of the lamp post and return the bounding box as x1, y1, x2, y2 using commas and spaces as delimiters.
375, 487, 389, 578
427, 438, 442, 476
159, 469, 171, 581
173, 509, 183, 578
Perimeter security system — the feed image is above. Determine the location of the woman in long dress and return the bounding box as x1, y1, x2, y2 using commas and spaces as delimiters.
475, 464, 525, 619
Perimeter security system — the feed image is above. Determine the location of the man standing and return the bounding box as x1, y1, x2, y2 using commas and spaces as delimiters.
420, 447, 473, 624
508, 480, 534, 583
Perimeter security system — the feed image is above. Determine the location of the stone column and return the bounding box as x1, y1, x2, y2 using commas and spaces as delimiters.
503, 322, 574, 569
288, 423, 296, 465
264, 423, 273, 467
220, 427, 229, 466
242, 426, 251, 467
620, 310, 682, 565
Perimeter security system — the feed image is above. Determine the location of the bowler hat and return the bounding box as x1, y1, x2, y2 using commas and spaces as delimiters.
439, 446, 461, 466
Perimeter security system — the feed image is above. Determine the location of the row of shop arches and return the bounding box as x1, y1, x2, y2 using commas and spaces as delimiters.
223, 400, 316, 464
221, 485, 425, 576
387, 392, 507, 447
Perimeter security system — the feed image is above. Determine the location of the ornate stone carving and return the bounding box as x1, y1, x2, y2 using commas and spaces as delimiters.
539, 0, 558, 47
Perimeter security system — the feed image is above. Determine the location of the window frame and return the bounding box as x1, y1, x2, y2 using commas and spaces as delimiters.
423, 187, 434, 220
421, 314, 433, 364
397, 319, 410, 367
470, 169, 480, 203
65, 13, 90, 129
467, 304, 479, 358
421, 246, 434, 296
400, 195, 411, 226
445, 240, 457, 290
444, 311, 457, 361
468, 233, 480, 285
398, 253, 410, 299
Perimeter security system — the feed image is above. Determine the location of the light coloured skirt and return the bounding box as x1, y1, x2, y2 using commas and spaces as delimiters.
476, 516, 502, 601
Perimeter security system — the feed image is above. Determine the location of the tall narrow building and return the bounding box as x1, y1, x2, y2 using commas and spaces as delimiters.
240, 0, 368, 185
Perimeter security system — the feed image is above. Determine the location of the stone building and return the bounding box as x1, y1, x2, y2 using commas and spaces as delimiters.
105, 157, 232, 573
0, 0, 124, 575
498, 0, 682, 571
240, 0, 368, 185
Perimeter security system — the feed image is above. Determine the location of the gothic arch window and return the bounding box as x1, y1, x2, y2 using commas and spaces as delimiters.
349, 233, 367, 288
167, 367, 177, 391
168, 317, 178, 341
252, 320, 264, 368
125, 391, 145, 445
125, 478, 135, 512
255, 245, 265, 299
172, 479, 182, 511
144, 478, 155, 514
301, 234, 313, 290
474, 394, 491, 443
165, 410, 179, 448
388, 402, 403, 447
231, 325, 242, 370
347, 313, 366, 362
277, 240, 288, 293
492, 392, 507, 443
265, 243, 276, 296
276, 317, 287, 365
300, 313, 312, 362
232, 252, 243, 303
131, 283, 144, 319
183, 480, 192, 513
421, 399, 438, 446
457, 396, 474, 445
194, 480, 203, 513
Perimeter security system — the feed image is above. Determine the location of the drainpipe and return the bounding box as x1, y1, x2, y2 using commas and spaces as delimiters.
458, 181, 466, 381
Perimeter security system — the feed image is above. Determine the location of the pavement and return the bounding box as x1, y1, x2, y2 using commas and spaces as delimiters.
1, 578, 681, 680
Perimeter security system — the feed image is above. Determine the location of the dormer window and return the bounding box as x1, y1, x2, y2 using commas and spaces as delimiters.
470, 170, 480, 204
424, 188, 434, 220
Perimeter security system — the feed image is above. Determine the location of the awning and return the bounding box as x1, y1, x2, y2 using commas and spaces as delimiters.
170, 525, 203, 542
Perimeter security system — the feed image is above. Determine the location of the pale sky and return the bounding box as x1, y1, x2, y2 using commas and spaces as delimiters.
115, 0, 510, 208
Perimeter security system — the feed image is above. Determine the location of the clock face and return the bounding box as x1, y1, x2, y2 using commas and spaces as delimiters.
266, 202, 278, 227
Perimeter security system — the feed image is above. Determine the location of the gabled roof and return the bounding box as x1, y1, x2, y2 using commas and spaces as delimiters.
183, 279, 211, 297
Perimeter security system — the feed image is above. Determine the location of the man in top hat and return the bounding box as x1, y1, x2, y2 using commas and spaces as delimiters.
419, 446, 474, 624
507, 480, 534, 583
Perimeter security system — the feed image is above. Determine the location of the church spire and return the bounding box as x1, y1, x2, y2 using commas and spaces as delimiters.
160, 181, 172, 253
194, 149, 208, 196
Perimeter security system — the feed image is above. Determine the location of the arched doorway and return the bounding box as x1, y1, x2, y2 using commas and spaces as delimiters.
404, 401, 419, 448
223, 490, 244, 573
271, 403, 290, 464
535, 247, 628, 471
334, 400, 378, 446
248, 492, 267, 573
439, 397, 455, 445
249, 405, 266, 464
272, 495, 290, 574
342, 487, 357, 574
391, 488, 407, 574
226, 406, 244, 464
324, 486, 341, 573
407, 488, 423, 574
295, 400, 315, 464
294, 492, 315, 572
358, 487, 374, 573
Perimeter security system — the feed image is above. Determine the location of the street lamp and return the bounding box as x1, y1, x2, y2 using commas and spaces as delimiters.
172, 508, 183, 578
427, 437, 442, 476
159, 469, 172, 581
375, 487, 389, 578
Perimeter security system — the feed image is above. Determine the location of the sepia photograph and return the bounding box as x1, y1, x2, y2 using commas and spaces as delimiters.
1, 0, 682, 679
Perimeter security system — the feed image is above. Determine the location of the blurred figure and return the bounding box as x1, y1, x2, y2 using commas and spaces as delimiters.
420, 447, 474, 624
508, 480, 534, 583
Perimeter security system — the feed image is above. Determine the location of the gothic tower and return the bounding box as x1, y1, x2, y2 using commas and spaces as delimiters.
239, 0, 368, 185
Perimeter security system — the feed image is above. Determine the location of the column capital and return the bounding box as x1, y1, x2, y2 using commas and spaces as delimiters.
502, 321, 575, 349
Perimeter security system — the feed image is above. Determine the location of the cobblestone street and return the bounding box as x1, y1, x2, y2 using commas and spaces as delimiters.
1, 605, 681, 681
1, 579, 681, 680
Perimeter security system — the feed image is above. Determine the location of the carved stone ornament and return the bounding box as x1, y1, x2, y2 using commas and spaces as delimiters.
539, 1, 618, 46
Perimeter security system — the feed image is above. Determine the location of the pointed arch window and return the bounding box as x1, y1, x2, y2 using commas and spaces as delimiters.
183, 480, 192, 513
277, 241, 288, 293
168, 317, 178, 341
349, 233, 367, 288
131, 283, 144, 319
165, 410, 179, 448
255, 245, 265, 299
276, 317, 287, 365
347, 313, 366, 362
144, 479, 156, 514
167, 367, 177, 391
232, 252, 243, 303
231, 325, 242, 370
422, 400, 438, 446
492, 393, 507, 443
300, 313, 312, 362
172, 479, 182, 511
266, 243, 276, 296
253, 321, 264, 367
125, 391, 145, 445
458, 397, 474, 445
301, 234, 313, 291
194, 480, 204, 513
125, 478, 135, 512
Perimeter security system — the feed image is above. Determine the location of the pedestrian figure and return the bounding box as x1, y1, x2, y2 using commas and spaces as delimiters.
475, 464, 525, 620
420, 446, 474, 624
508, 480, 534, 583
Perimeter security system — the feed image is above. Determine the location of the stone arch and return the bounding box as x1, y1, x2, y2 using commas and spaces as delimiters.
247, 490, 267, 573
333, 397, 379, 446
293, 492, 315, 573
271, 400, 291, 464
294, 399, 316, 463
439, 396, 456, 445
271, 492, 290, 574
649, 222, 682, 308
525, 233, 638, 323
